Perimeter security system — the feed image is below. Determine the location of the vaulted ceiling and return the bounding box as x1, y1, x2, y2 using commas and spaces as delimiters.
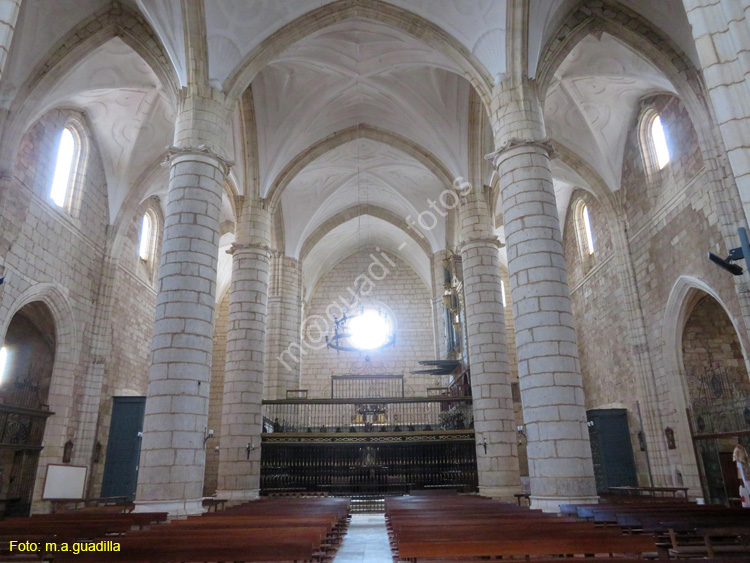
4, 0, 699, 298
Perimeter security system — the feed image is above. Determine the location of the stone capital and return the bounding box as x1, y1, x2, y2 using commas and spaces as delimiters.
460, 236, 504, 251
485, 137, 555, 168
452, 176, 474, 197
227, 242, 273, 256
162, 144, 235, 176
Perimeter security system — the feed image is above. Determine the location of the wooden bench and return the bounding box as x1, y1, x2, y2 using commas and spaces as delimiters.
396, 534, 657, 560
559, 498, 750, 560
50, 535, 323, 563
201, 497, 227, 512
78, 497, 346, 562
0, 497, 349, 563
46, 497, 131, 513
386, 495, 658, 561
28, 511, 168, 529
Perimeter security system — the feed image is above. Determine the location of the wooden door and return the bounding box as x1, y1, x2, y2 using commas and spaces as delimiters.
101, 397, 146, 500
587, 409, 638, 493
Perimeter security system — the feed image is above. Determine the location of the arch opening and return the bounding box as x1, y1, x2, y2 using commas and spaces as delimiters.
0, 302, 56, 517
681, 293, 750, 505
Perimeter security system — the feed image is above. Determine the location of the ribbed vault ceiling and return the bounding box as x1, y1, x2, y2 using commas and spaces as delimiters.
6, 0, 700, 298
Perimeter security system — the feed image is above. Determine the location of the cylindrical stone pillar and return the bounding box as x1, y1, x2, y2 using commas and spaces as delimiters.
457, 184, 520, 499
488, 78, 597, 511
135, 91, 233, 516
216, 198, 271, 501
265, 253, 302, 400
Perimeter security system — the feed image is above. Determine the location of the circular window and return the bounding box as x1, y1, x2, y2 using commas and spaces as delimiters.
348, 308, 393, 350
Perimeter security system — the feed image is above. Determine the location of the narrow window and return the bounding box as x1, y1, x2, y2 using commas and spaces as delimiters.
139, 213, 153, 260
651, 115, 670, 169
50, 128, 76, 207
0, 346, 7, 385
582, 204, 594, 255
500, 279, 507, 308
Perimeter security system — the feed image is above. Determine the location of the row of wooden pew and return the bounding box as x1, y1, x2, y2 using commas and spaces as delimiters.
386, 494, 750, 561
0, 497, 350, 562
0, 506, 167, 557
562, 500, 750, 558
386, 495, 660, 561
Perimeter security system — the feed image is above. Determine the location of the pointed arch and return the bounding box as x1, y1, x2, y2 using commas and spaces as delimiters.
223, 0, 493, 108
109, 153, 239, 266
664, 277, 750, 398
661, 276, 750, 493
299, 204, 433, 261
536, 3, 696, 108
534, 1, 748, 251
0, 283, 80, 510
21, 2, 178, 107
0, 2, 179, 174
266, 124, 454, 211
551, 140, 621, 222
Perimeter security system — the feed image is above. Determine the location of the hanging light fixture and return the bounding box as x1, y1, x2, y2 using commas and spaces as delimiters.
326, 304, 396, 353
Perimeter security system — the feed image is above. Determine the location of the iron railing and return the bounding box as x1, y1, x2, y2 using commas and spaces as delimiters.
262, 397, 473, 434
690, 396, 750, 436
330, 375, 404, 399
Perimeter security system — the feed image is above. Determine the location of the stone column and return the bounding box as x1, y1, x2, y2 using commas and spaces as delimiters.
265, 252, 302, 400
682, 0, 750, 351
456, 182, 520, 499
135, 89, 232, 516
683, 0, 750, 222
487, 78, 597, 511
216, 197, 271, 501
0, 0, 20, 83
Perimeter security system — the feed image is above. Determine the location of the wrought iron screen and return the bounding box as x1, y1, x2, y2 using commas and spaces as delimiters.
331, 375, 404, 399
262, 397, 473, 434
689, 365, 750, 436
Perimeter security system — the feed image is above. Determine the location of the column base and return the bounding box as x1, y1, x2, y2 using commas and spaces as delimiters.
530, 495, 599, 513
478, 485, 521, 502
134, 498, 205, 517
215, 489, 260, 506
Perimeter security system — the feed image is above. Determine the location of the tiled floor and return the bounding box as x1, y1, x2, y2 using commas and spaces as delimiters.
334, 513, 394, 562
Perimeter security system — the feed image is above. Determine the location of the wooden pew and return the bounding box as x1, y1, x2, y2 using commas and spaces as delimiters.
697, 525, 750, 558
50, 535, 322, 563
396, 534, 657, 560
559, 498, 750, 560
0, 497, 348, 562
386, 495, 658, 561
27, 511, 168, 529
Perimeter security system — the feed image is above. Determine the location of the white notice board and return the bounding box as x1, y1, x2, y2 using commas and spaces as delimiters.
42, 464, 87, 499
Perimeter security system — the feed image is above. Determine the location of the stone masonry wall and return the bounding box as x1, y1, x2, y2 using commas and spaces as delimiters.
0, 108, 167, 504
683, 0, 750, 223
562, 189, 648, 485
300, 248, 436, 398
566, 92, 750, 490
0, 108, 109, 508
89, 198, 162, 496
682, 295, 750, 402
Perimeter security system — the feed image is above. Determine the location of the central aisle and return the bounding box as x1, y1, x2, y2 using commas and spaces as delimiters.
334, 513, 393, 562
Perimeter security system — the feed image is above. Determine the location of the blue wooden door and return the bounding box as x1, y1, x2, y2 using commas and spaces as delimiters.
101, 396, 146, 500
